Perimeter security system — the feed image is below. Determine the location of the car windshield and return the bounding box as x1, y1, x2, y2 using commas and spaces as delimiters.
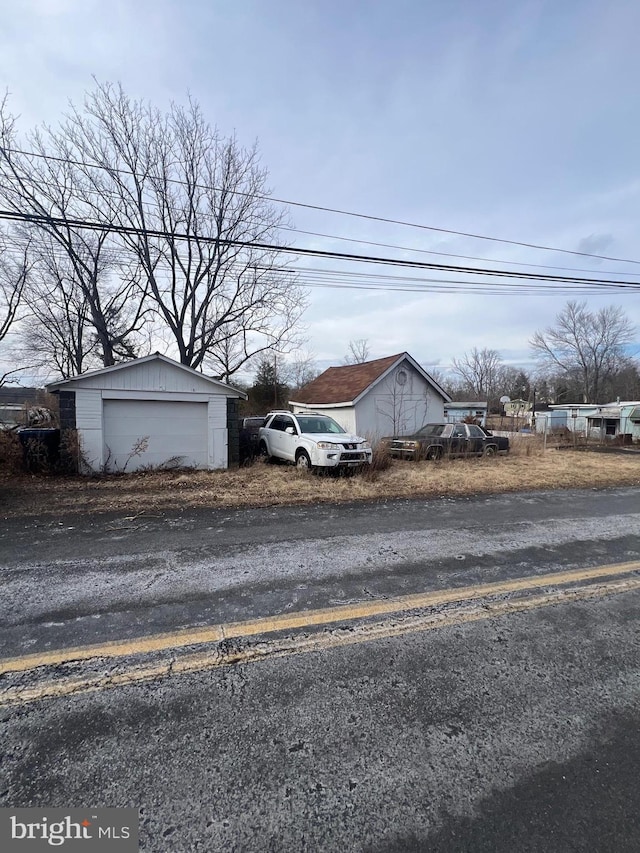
416, 424, 446, 436
296, 416, 346, 434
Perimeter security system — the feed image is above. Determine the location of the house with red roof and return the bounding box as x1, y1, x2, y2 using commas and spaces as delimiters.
290, 352, 451, 440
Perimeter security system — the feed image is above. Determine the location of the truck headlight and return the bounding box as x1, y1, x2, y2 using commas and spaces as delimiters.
317, 441, 339, 450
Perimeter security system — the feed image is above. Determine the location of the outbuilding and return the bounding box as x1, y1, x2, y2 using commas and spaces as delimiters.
47, 353, 246, 473
290, 352, 450, 441
443, 401, 488, 427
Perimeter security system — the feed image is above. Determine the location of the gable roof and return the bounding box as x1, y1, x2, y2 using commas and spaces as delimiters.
291, 352, 450, 406
47, 353, 247, 398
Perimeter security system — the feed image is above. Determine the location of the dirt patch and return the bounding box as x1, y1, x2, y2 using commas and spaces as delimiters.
1, 438, 639, 519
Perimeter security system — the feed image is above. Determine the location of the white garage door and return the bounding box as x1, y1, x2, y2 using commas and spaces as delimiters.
103, 399, 209, 472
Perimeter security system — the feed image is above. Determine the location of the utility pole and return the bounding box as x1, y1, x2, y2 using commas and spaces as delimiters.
273, 351, 278, 407
531, 386, 537, 431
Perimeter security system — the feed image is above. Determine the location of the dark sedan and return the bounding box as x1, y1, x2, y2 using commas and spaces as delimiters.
385, 422, 509, 460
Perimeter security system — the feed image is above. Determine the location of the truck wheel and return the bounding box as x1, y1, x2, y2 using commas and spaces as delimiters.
259, 441, 272, 463
426, 447, 442, 461
483, 444, 497, 457
296, 450, 312, 470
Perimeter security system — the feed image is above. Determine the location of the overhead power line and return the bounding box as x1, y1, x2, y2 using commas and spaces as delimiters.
2, 208, 640, 293
0, 230, 628, 297
4, 165, 639, 278
0, 210, 640, 289
3, 145, 640, 267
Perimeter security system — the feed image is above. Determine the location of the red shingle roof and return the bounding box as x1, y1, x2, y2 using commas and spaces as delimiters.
291, 353, 405, 405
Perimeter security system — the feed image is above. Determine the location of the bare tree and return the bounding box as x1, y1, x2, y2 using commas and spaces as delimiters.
0, 229, 30, 383
0, 230, 28, 343
343, 338, 371, 365
281, 349, 319, 396
58, 82, 306, 375
0, 96, 147, 368
452, 347, 503, 399
530, 301, 635, 403
18, 236, 103, 377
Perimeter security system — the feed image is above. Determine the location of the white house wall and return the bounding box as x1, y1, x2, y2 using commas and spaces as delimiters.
357, 365, 444, 440
208, 397, 228, 468
290, 404, 357, 435
68, 360, 228, 394
535, 411, 568, 434
621, 409, 640, 440
75, 389, 104, 471
326, 407, 357, 434
74, 388, 232, 473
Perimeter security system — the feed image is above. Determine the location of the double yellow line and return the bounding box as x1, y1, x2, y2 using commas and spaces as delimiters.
1, 560, 639, 706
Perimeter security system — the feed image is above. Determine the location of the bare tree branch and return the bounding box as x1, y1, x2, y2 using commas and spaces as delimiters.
530, 301, 635, 403
59, 82, 307, 375
451, 347, 503, 399
343, 339, 370, 365
0, 94, 148, 370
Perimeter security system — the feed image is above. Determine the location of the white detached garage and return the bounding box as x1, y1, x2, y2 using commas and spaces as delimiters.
48, 354, 246, 473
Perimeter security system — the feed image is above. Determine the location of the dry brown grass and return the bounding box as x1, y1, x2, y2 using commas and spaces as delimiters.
1, 435, 639, 519
0, 431, 23, 476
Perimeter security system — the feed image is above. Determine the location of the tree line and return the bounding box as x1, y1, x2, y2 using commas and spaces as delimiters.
242, 301, 638, 415
443, 301, 638, 409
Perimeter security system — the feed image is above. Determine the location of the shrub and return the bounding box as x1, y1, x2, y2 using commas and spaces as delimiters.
360, 443, 393, 481
0, 430, 23, 477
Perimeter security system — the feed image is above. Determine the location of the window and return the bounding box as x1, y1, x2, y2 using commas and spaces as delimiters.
467, 425, 484, 437
452, 425, 466, 437
417, 424, 445, 436
270, 416, 288, 432
296, 416, 345, 434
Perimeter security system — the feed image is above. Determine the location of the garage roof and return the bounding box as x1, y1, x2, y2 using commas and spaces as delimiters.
291, 352, 450, 406
47, 353, 247, 398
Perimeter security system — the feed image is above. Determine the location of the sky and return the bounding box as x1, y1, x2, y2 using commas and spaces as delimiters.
1, 0, 639, 380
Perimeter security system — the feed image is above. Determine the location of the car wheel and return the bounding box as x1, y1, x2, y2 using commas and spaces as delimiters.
296, 449, 312, 470
259, 441, 272, 463
426, 447, 443, 461
483, 444, 497, 457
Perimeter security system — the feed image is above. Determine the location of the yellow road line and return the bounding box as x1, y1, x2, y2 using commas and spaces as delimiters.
3, 575, 639, 707
1, 559, 639, 676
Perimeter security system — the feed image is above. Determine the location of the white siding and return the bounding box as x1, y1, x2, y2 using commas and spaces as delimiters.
325, 407, 357, 434
75, 389, 103, 471
356, 364, 444, 441
70, 360, 226, 394
292, 360, 446, 443
208, 397, 228, 468
52, 355, 244, 474
103, 399, 209, 472
290, 404, 357, 435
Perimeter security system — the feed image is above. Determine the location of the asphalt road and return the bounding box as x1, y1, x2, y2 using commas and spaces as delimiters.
1, 486, 639, 851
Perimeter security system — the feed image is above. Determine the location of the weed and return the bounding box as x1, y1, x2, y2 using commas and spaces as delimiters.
360, 444, 392, 481
0, 430, 23, 477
